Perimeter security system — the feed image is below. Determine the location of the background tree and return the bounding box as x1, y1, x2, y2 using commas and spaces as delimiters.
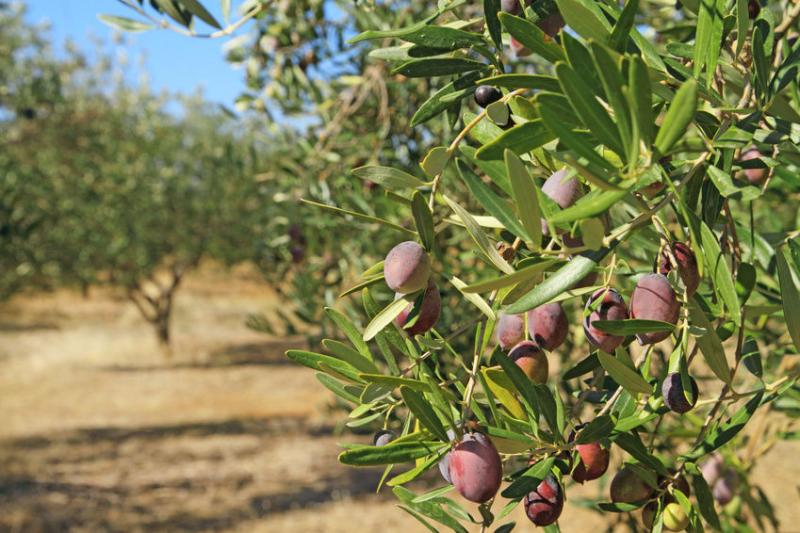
1, 3, 271, 345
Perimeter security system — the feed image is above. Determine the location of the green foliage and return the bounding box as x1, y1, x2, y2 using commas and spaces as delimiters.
91, 0, 800, 530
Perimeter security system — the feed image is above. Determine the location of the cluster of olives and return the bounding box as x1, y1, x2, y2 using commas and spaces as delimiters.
376, 169, 710, 527
700, 453, 740, 506
375, 53, 767, 528
388, 427, 704, 530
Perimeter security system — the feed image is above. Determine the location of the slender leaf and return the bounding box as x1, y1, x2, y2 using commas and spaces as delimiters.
177, 0, 221, 28
501, 457, 555, 498
97, 14, 154, 32
457, 159, 529, 241
340, 441, 446, 466
412, 71, 484, 127
364, 295, 416, 341
592, 319, 675, 336
776, 248, 800, 352
555, 0, 611, 41
401, 386, 449, 441
598, 351, 652, 394
505, 248, 611, 313
608, 0, 639, 51
449, 275, 497, 320
483, 367, 526, 419
462, 259, 558, 293
654, 80, 698, 155
352, 166, 428, 190
505, 150, 542, 248
393, 58, 488, 77
287, 350, 364, 383
685, 392, 764, 459
478, 74, 561, 92
444, 195, 514, 274
700, 221, 741, 325
556, 63, 625, 157
498, 13, 565, 63
476, 120, 556, 160
302, 199, 416, 236
412, 192, 436, 251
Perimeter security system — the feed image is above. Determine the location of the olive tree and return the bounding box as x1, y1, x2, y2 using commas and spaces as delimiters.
1, 4, 269, 346
109, 0, 800, 529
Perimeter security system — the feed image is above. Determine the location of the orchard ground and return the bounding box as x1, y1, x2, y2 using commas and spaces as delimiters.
0, 265, 797, 532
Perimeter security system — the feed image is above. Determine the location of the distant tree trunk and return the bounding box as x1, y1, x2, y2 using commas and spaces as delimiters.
156, 314, 170, 345
80, 281, 90, 299
127, 263, 188, 353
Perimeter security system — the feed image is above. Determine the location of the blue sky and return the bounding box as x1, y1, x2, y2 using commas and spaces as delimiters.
23, 0, 244, 105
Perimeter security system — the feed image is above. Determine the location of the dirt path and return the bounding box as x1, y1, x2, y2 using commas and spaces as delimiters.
0, 268, 796, 532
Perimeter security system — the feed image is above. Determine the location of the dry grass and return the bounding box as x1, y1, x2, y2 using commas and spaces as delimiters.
0, 266, 797, 532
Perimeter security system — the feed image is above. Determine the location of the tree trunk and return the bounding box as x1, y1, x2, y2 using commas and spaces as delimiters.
127, 267, 183, 354
81, 281, 90, 299
155, 288, 174, 348
156, 314, 170, 345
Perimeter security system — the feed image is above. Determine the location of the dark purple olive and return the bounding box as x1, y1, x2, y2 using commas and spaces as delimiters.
501, 0, 532, 15
395, 281, 441, 336
630, 273, 680, 344
661, 372, 698, 413
583, 288, 628, 353
524, 474, 564, 526
373, 430, 395, 447
659, 242, 700, 298
474, 85, 503, 108
527, 303, 568, 351
748, 0, 760, 19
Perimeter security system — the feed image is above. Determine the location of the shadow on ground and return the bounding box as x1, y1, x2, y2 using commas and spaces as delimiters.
97, 340, 307, 372
0, 416, 387, 532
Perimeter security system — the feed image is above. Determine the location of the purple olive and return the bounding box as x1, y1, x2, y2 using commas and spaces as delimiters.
537, 12, 565, 37
508, 340, 549, 383
699, 453, 724, 487
495, 313, 526, 350
384, 241, 431, 294
449, 433, 503, 503
474, 85, 503, 108
630, 273, 680, 344
712, 470, 739, 505
395, 281, 441, 335
610, 466, 655, 503
542, 168, 583, 209
373, 430, 395, 447
572, 441, 610, 483
661, 372, 699, 414
541, 168, 584, 236
290, 245, 305, 264
659, 242, 700, 298
739, 148, 767, 185
583, 288, 629, 353
527, 303, 568, 351
524, 474, 564, 526
748, 0, 760, 19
